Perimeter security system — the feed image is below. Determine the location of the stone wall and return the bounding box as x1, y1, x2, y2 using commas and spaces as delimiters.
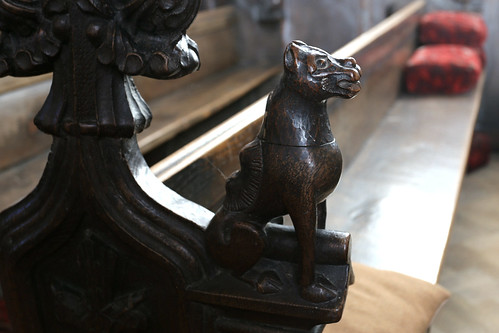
282, 0, 413, 52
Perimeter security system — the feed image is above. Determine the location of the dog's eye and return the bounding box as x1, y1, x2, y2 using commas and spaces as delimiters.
315, 58, 328, 69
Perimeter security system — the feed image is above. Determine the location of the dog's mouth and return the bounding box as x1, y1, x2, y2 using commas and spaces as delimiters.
337, 79, 361, 98
321, 74, 361, 98
338, 80, 361, 93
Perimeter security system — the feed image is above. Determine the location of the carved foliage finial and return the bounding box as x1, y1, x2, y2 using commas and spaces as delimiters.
0, 0, 200, 78
77, 0, 200, 78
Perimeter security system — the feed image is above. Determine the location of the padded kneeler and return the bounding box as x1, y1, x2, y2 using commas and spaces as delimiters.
404, 44, 482, 94
419, 11, 487, 48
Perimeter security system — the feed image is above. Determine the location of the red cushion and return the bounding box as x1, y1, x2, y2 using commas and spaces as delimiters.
0, 300, 8, 323
0, 299, 11, 332
419, 11, 487, 47
467, 132, 492, 172
405, 45, 482, 94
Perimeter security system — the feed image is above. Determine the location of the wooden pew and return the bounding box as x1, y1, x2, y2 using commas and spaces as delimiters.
1, 0, 482, 284
151, 0, 484, 284
0, 0, 483, 330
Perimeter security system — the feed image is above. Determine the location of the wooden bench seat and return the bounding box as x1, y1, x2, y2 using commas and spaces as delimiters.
326, 76, 485, 284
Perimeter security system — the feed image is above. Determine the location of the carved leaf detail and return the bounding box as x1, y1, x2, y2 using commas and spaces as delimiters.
51, 280, 90, 326
0, 0, 70, 76
224, 140, 264, 211
49, 233, 149, 332
78, 0, 200, 78
76, 0, 112, 17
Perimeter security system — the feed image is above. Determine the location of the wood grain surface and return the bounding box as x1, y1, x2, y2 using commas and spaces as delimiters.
326, 76, 485, 284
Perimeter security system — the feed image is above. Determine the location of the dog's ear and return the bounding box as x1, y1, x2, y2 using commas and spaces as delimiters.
284, 41, 304, 72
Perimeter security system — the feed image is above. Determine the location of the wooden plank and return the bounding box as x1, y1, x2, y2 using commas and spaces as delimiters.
326, 75, 486, 284
152, 97, 266, 211
0, 81, 52, 170
138, 65, 279, 153
134, 6, 238, 101
0, 74, 51, 96
0, 152, 48, 211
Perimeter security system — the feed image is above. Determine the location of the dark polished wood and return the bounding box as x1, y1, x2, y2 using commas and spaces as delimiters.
0, 0, 208, 331
0, 1, 355, 332
205, 41, 360, 303
327, 75, 486, 284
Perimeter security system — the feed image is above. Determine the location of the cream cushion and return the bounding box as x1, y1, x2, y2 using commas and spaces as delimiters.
324, 263, 450, 333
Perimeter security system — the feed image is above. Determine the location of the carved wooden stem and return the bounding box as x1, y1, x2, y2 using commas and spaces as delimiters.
0, 1, 214, 332
34, 6, 149, 137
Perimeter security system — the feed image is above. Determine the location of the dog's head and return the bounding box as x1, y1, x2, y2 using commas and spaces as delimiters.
283, 40, 361, 101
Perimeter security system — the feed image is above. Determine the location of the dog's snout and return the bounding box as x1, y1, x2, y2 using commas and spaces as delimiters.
342, 57, 357, 68
337, 57, 361, 81
350, 67, 361, 81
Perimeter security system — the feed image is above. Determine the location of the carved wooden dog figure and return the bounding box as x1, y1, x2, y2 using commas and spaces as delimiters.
205, 41, 361, 303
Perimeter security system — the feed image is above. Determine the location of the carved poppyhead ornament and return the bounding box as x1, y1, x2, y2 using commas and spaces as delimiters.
0, 0, 201, 137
